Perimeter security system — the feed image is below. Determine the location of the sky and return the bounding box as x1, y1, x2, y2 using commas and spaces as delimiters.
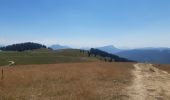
0, 0, 170, 48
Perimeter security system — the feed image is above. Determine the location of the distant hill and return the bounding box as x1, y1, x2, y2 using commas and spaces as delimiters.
50, 44, 70, 50
0, 42, 46, 51
116, 48, 170, 64
89, 48, 134, 62
96, 45, 122, 54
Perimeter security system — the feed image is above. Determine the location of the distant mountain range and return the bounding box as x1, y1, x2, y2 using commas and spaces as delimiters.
96, 45, 170, 64
1, 43, 170, 64
116, 49, 170, 64
50, 44, 70, 50
96, 45, 122, 54
10, 43, 168, 64
132, 47, 170, 51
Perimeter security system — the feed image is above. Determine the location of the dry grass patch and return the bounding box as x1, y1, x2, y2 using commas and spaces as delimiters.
154, 64, 170, 73
0, 62, 133, 100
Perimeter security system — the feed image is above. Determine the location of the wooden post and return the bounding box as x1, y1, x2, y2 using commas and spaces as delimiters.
1, 68, 4, 80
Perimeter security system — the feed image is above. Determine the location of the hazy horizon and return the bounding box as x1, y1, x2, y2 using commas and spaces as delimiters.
0, 0, 170, 48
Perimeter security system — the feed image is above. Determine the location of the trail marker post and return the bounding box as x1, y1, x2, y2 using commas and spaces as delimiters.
1, 68, 3, 80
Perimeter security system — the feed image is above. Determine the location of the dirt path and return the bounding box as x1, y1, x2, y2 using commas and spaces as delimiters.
127, 63, 170, 100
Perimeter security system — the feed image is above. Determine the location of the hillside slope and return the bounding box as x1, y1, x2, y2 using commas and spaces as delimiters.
89, 48, 134, 62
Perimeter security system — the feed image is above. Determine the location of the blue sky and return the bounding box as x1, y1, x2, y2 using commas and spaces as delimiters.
0, 0, 170, 48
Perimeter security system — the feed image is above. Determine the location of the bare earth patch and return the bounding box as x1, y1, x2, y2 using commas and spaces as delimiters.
127, 63, 170, 100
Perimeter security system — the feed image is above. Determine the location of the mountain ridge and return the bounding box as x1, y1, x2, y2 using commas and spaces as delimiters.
116, 49, 170, 64
96, 45, 122, 54
95, 45, 170, 64
50, 44, 70, 50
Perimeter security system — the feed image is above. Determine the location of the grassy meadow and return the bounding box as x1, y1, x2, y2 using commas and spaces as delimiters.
0, 49, 98, 66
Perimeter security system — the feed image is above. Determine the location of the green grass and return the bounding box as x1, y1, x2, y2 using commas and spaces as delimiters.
0, 49, 99, 66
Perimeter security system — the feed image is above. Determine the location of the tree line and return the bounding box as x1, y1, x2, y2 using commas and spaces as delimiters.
0, 42, 47, 51
80, 48, 135, 62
